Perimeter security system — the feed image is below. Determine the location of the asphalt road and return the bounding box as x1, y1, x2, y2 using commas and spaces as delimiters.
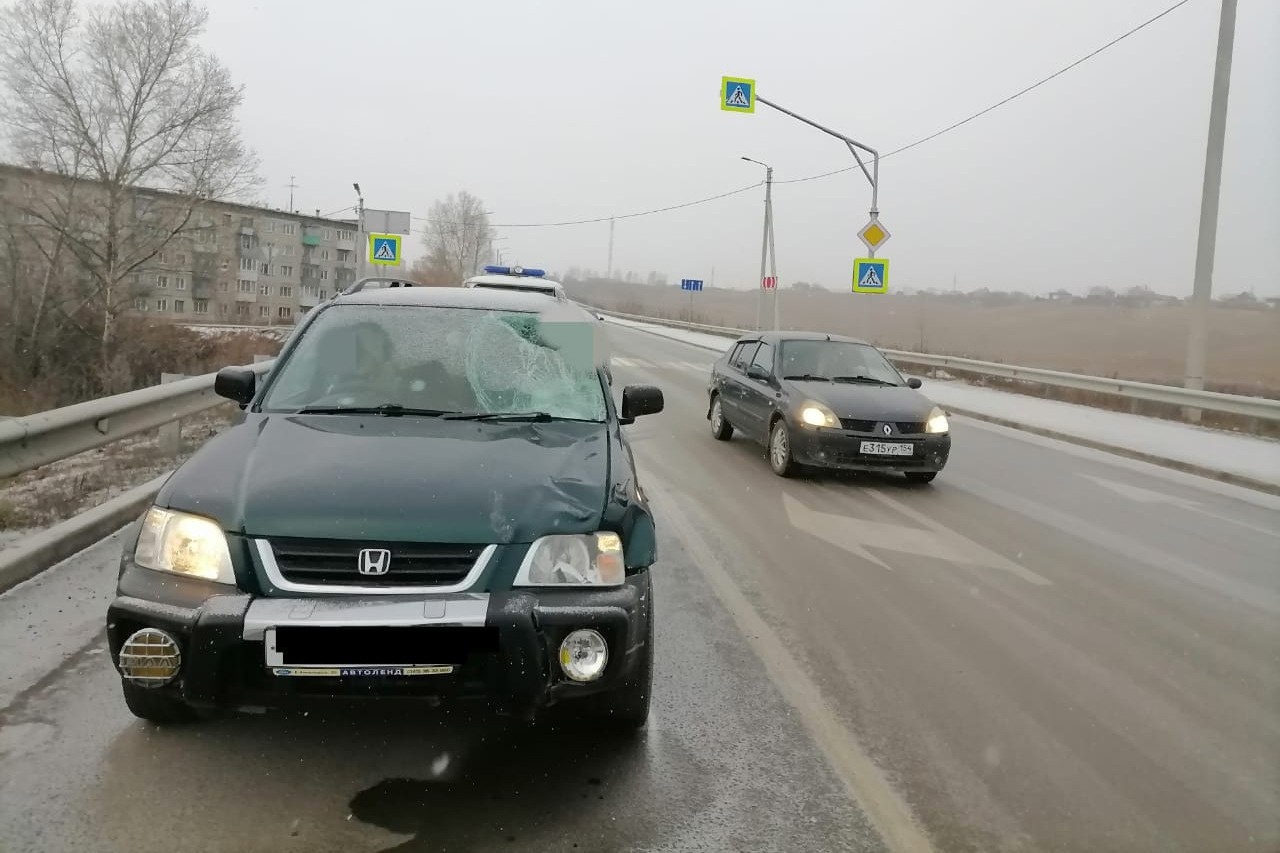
1, 320, 1278, 853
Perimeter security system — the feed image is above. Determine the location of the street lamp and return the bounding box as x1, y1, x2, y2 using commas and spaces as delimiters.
490, 236, 509, 266
742, 157, 778, 330
352, 183, 365, 279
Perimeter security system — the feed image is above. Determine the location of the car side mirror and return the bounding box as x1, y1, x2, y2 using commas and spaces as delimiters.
620, 384, 663, 424
746, 364, 769, 381
907, 377, 923, 389
215, 366, 256, 408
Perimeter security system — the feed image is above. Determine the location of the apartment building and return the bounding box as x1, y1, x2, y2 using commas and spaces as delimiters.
0, 163, 359, 326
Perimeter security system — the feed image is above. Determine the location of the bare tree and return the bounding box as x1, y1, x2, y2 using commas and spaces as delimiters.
0, 0, 258, 390
419, 191, 494, 282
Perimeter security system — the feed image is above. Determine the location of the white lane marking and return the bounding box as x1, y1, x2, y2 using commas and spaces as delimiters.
648, 479, 936, 853
788, 491, 1050, 586
1080, 474, 1280, 539
612, 356, 655, 369
612, 356, 712, 375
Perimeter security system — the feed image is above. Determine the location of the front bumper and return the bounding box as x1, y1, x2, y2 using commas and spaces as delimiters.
106, 566, 651, 718
789, 426, 951, 473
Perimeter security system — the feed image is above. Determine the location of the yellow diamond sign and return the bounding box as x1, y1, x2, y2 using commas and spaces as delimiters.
858, 218, 891, 252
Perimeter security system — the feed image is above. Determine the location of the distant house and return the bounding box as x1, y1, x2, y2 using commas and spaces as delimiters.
1048, 289, 1073, 302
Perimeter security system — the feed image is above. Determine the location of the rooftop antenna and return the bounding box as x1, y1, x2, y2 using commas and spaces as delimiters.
285, 176, 299, 210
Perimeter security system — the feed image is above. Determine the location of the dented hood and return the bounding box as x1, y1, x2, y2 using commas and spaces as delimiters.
157, 414, 609, 543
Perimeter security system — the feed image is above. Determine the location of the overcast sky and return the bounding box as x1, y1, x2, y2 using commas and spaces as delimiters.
201, 0, 1279, 296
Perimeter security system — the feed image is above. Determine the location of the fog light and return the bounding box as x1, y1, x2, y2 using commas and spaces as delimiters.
118, 628, 181, 686
559, 629, 608, 682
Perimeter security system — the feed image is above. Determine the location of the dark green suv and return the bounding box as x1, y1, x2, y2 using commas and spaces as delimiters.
106, 287, 663, 729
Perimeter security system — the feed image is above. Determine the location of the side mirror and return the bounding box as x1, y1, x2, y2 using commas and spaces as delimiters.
620, 384, 664, 424
745, 364, 769, 381
215, 366, 256, 408
907, 377, 923, 389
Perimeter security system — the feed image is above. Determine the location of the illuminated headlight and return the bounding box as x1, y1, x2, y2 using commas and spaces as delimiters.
134, 507, 236, 584
925, 407, 950, 434
799, 401, 839, 428
514, 532, 625, 587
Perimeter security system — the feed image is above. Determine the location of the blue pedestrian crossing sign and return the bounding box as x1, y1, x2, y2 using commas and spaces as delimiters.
720, 76, 755, 113
681, 278, 704, 292
369, 233, 401, 267
852, 258, 889, 294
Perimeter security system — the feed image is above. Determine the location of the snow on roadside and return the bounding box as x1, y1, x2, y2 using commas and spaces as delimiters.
603, 314, 1280, 488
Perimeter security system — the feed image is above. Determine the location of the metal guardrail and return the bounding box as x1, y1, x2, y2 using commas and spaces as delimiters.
3, 307, 1277, 482
0, 361, 274, 479
597, 309, 1280, 423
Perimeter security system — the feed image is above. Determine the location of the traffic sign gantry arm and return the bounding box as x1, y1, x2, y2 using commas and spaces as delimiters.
720, 77, 882, 234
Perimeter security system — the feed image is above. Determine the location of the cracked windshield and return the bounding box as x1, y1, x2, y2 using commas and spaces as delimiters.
0, 0, 1276, 851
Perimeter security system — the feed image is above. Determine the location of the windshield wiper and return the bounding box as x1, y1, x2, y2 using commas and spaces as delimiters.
443, 411, 555, 422
293, 404, 457, 417
831, 375, 898, 387
782, 374, 831, 382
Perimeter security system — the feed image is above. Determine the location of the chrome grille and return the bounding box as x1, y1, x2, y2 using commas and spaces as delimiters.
268, 537, 483, 588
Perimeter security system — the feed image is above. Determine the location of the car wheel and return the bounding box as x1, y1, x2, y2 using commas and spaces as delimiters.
768, 418, 798, 477
572, 573, 653, 731
905, 472, 938, 484
709, 396, 733, 441
121, 680, 198, 725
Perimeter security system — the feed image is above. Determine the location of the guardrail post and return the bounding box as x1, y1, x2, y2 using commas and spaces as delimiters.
158, 373, 185, 455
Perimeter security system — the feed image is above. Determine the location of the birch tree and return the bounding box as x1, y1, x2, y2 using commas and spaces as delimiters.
419, 191, 495, 282
0, 0, 258, 390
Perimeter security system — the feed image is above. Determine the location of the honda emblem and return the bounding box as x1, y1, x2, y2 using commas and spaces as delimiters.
357, 548, 391, 576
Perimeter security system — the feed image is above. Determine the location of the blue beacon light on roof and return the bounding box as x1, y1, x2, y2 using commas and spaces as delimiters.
482, 265, 546, 278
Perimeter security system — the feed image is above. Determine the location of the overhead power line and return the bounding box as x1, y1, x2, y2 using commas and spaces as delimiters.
409, 181, 763, 230
776, 0, 1194, 185
411, 0, 1193, 228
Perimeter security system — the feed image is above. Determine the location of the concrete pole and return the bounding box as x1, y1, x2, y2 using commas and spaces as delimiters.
767, 184, 779, 330
755, 168, 772, 330
1183, 0, 1237, 422
607, 217, 615, 280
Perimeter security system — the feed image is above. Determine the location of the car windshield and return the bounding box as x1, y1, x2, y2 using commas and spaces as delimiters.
259, 304, 605, 421
779, 340, 904, 386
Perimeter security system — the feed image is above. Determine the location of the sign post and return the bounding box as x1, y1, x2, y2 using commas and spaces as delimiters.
721, 76, 887, 322
681, 278, 703, 318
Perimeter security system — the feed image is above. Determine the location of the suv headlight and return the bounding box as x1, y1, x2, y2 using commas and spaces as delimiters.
925, 406, 950, 434
134, 507, 236, 585
799, 400, 839, 428
514, 532, 625, 587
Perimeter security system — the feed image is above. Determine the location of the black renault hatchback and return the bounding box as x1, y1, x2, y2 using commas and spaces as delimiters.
707, 331, 950, 481
107, 287, 663, 729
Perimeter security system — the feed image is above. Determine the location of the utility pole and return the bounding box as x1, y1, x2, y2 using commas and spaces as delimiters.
607, 217, 615, 280
743, 157, 774, 330
285, 176, 299, 211
767, 185, 779, 330
353, 183, 365, 283
1183, 0, 1237, 422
